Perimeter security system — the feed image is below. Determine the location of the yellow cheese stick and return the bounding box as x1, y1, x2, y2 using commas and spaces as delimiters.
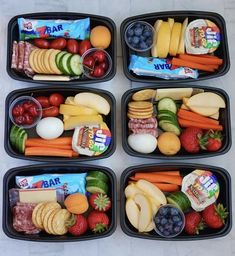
64, 115, 103, 130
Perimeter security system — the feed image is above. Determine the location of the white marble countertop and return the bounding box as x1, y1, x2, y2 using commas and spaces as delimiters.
0, 0, 235, 255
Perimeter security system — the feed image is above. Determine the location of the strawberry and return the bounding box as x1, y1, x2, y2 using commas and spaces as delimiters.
180, 127, 204, 153
66, 214, 88, 236
202, 203, 228, 229
184, 211, 204, 235
87, 211, 109, 233
203, 130, 223, 152
89, 193, 111, 212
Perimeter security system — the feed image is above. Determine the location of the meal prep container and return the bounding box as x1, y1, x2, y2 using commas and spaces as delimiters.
120, 163, 232, 240
121, 85, 231, 159
5, 86, 116, 162
120, 11, 230, 84
7, 12, 117, 85
3, 163, 117, 242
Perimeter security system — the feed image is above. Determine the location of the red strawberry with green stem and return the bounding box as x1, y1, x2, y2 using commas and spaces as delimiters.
202, 203, 228, 229
89, 193, 111, 212
184, 211, 205, 235
87, 211, 109, 233
66, 214, 88, 236
202, 130, 223, 152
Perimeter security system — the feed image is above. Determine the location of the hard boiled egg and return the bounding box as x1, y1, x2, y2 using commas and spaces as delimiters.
36, 117, 64, 140
128, 134, 157, 154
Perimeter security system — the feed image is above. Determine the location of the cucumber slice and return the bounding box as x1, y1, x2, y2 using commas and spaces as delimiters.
10, 125, 22, 147
158, 97, 177, 114
59, 53, 72, 75
86, 179, 108, 194
158, 116, 178, 125
15, 130, 27, 153
159, 120, 181, 136
86, 171, 109, 183
167, 191, 191, 212
157, 109, 176, 119
56, 51, 67, 70
68, 54, 83, 76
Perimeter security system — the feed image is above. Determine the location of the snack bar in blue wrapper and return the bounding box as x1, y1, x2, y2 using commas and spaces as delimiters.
18, 18, 90, 40
129, 55, 198, 80
15, 173, 87, 195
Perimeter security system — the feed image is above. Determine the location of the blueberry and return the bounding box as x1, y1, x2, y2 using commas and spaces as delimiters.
165, 223, 173, 231
146, 38, 153, 46
173, 216, 181, 223
158, 207, 168, 216
127, 28, 134, 37
139, 35, 146, 42
134, 27, 143, 36
160, 218, 167, 225
140, 42, 148, 49
135, 23, 142, 28
173, 226, 181, 233
127, 36, 132, 44
158, 225, 164, 233
132, 36, 140, 45
144, 25, 152, 31
143, 30, 152, 37
163, 230, 170, 236
170, 208, 179, 216
168, 219, 174, 225
177, 220, 183, 227
155, 217, 161, 224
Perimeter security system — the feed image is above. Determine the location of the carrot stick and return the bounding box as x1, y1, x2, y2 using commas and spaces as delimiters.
178, 118, 223, 131
25, 137, 72, 146
171, 58, 215, 72
25, 147, 74, 157
177, 109, 219, 125
25, 141, 72, 149
153, 183, 180, 192
151, 171, 180, 176
178, 54, 223, 65
72, 151, 79, 157
133, 173, 182, 186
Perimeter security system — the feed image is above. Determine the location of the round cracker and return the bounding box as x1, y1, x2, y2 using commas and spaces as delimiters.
132, 89, 156, 101
43, 208, 60, 234
129, 106, 153, 112
29, 49, 40, 73
127, 112, 153, 119
41, 202, 61, 226
128, 110, 153, 116
38, 49, 47, 74
33, 202, 47, 229
32, 202, 45, 228
33, 49, 43, 73
128, 101, 153, 109
52, 209, 71, 235
44, 49, 55, 74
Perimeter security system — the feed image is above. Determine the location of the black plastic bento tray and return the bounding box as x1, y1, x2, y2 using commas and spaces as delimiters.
3, 163, 117, 242
120, 10, 230, 84
5, 86, 116, 162
7, 12, 117, 85
120, 163, 232, 240
121, 85, 232, 159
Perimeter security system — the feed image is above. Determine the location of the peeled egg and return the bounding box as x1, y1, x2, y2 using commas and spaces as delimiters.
36, 117, 64, 140
128, 134, 157, 154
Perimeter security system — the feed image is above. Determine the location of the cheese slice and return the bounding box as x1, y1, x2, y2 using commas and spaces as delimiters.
156, 88, 193, 101
19, 188, 57, 203
64, 115, 103, 130
59, 104, 98, 116
169, 22, 182, 56
156, 21, 171, 58
33, 74, 71, 81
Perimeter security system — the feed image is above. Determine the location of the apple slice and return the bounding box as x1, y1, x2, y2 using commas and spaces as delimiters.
156, 21, 171, 58
144, 221, 155, 232
210, 112, 219, 120
151, 19, 163, 57
125, 198, 140, 230
168, 18, 174, 31
169, 22, 182, 56
134, 194, 152, 232
124, 183, 144, 199
136, 179, 167, 206
148, 196, 160, 215
178, 17, 188, 54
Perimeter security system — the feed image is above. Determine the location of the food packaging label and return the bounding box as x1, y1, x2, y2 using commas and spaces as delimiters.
181, 169, 219, 211
72, 123, 111, 156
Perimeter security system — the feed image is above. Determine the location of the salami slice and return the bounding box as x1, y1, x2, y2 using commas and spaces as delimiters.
11, 41, 19, 69
17, 41, 25, 70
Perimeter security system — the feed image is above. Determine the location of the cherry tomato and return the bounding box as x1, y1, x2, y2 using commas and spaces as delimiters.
91, 66, 105, 77
67, 39, 79, 54
50, 38, 67, 50
35, 96, 50, 108
49, 93, 64, 107
42, 106, 59, 117
14, 115, 25, 125
12, 105, 24, 117
79, 40, 91, 56
92, 50, 106, 63
28, 106, 39, 117
23, 113, 34, 125
33, 39, 50, 49
83, 56, 95, 69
